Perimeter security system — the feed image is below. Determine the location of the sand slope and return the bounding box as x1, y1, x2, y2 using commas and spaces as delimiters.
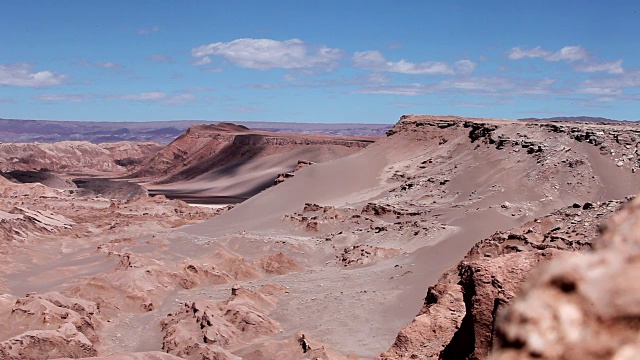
135, 123, 377, 203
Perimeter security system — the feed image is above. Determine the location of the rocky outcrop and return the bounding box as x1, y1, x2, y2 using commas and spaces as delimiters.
0, 141, 161, 174
490, 195, 640, 359
378, 283, 465, 359
160, 285, 284, 359
337, 245, 402, 267
273, 160, 315, 186
68, 250, 260, 312
0, 292, 100, 360
378, 200, 628, 359
257, 252, 302, 275
0, 323, 97, 360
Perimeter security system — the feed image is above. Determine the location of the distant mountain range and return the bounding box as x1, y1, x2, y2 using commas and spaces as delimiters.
0, 118, 392, 144
518, 116, 636, 123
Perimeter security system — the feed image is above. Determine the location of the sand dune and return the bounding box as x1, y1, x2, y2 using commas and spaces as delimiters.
136, 123, 377, 203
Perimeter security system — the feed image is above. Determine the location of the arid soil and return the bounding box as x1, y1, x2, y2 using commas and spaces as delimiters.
0, 115, 639, 359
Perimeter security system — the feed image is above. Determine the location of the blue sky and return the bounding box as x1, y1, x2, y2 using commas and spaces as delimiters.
1, 1, 639, 123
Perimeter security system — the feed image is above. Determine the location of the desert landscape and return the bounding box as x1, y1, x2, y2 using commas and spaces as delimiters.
0, 114, 638, 359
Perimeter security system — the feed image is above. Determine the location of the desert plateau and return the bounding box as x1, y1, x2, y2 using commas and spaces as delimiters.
3, 2, 639, 358
0, 114, 638, 359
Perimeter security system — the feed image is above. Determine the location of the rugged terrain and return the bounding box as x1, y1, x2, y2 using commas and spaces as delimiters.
0, 118, 391, 144
0, 141, 162, 175
0, 115, 639, 359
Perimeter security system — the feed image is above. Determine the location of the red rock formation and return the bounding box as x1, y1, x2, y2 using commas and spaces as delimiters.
491, 196, 640, 359
160, 285, 284, 359
378, 200, 629, 359
0, 141, 161, 174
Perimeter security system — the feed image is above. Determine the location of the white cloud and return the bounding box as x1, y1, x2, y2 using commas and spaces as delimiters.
577, 87, 623, 95
34, 91, 197, 104
138, 26, 159, 34
352, 50, 475, 75
356, 83, 429, 96
366, 72, 390, 84
112, 92, 166, 101
245, 84, 283, 89
163, 94, 195, 104
575, 60, 623, 74
580, 70, 640, 91
438, 76, 514, 92
508, 45, 588, 62
507, 46, 550, 60
148, 54, 175, 63
191, 38, 344, 70
508, 45, 624, 75
34, 94, 95, 102
95, 62, 123, 69
453, 60, 477, 74
0, 63, 67, 87
546, 46, 588, 62
356, 76, 558, 97
75, 61, 125, 71
107, 92, 196, 104
176, 87, 215, 93
191, 56, 212, 66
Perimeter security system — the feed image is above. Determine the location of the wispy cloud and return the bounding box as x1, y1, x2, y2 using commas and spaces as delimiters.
34, 94, 96, 102
138, 25, 159, 34
352, 50, 476, 75
244, 84, 283, 89
356, 76, 557, 97
176, 87, 216, 93
507, 46, 550, 60
577, 87, 623, 95
95, 62, 124, 69
0, 63, 67, 87
114, 92, 195, 104
75, 61, 125, 71
577, 69, 640, 97
34, 91, 196, 104
191, 38, 344, 70
147, 54, 175, 63
545, 46, 588, 62
507, 45, 622, 74
507, 45, 590, 62
575, 60, 623, 74
109, 92, 167, 101
191, 56, 212, 66
0, 98, 16, 103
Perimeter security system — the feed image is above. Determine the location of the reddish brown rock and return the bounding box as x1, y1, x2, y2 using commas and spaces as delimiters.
491, 196, 640, 359
257, 252, 303, 275
160, 285, 283, 358
0, 323, 97, 360
377, 283, 465, 359
378, 200, 627, 360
